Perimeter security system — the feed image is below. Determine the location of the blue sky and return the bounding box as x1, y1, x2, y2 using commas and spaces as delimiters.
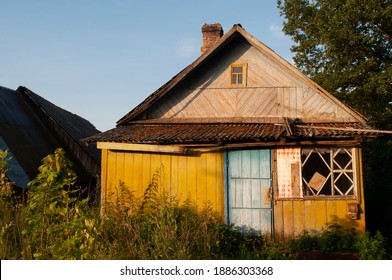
1, 0, 295, 131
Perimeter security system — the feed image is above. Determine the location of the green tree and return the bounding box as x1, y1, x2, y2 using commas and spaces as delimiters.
278, 0, 392, 129
278, 0, 392, 233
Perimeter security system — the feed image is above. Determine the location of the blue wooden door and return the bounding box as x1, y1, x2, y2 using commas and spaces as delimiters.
227, 149, 272, 235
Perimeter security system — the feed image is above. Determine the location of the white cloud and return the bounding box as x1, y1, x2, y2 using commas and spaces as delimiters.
269, 23, 285, 39
177, 38, 197, 58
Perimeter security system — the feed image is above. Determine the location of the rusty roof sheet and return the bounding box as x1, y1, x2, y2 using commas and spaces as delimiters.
292, 123, 383, 137
83, 121, 382, 145
84, 123, 286, 144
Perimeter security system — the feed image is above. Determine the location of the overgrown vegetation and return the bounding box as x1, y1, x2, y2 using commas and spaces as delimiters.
289, 225, 391, 259
0, 148, 391, 259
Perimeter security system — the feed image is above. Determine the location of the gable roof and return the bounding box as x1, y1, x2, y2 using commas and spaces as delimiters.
117, 24, 366, 126
0, 85, 101, 189
84, 24, 387, 146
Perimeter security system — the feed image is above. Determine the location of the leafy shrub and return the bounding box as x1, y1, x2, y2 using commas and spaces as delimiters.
289, 224, 358, 253
22, 148, 97, 259
0, 149, 25, 259
288, 231, 320, 251
356, 231, 390, 260
318, 224, 357, 252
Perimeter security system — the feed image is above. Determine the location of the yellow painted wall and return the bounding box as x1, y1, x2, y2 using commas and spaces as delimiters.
100, 149, 225, 215
100, 146, 366, 238
274, 199, 365, 239
273, 147, 366, 239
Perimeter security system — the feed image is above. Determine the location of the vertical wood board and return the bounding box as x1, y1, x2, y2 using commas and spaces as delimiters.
101, 150, 224, 214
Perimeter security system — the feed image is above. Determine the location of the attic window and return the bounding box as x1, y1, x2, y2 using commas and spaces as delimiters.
230, 63, 247, 86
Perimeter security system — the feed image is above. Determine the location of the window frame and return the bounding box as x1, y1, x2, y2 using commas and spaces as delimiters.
230, 63, 247, 87
301, 147, 358, 199
275, 147, 359, 200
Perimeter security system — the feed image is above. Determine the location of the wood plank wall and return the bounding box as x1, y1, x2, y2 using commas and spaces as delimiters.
273, 147, 366, 239
144, 42, 357, 122
273, 199, 365, 240
100, 146, 366, 238
100, 149, 225, 214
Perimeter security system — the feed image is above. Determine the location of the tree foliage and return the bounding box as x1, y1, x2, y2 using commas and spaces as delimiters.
278, 0, 392, 233
278, 0, 392, 129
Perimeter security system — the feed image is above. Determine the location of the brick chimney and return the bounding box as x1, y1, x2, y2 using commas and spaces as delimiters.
200, 23, 223, 55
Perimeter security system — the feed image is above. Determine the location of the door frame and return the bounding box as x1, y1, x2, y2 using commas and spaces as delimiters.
224, 148, 274, 235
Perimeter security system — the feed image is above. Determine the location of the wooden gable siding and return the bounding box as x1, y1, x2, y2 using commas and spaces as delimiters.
100, 148, 225, 214
142, 41, 358, 122
146, 86, 354, 121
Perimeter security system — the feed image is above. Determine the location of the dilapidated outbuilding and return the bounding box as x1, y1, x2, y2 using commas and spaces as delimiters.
84, 24, 385, 238
0, 85, 100, 192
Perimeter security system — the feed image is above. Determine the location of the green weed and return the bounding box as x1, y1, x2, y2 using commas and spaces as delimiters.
356, 231, 390, 260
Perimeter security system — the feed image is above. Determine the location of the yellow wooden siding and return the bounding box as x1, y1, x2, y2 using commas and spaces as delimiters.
274, 198, 365, 239
273, 146, 365, 238
101, 149, 225, 214
101, 146, 366, 237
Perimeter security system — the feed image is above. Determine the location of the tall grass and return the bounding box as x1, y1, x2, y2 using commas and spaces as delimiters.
94, 167, 246, 259
2, 148, 389, 260
0, 149, 255, 259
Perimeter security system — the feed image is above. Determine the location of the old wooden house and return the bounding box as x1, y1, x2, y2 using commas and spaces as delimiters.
0, 85, 101, 192
84, 24, 383, 238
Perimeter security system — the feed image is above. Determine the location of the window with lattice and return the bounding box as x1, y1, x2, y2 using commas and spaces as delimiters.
301, 148, 356, 197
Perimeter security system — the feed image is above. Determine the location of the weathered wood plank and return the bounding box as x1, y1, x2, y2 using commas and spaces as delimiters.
282, 201, 294, 238
106, 150, 117, 202
273, 200, 284, 239
132, 152, 143, 195
195, 152, 207, 205
178, 155, 188, 202
326, 200, 337, 224
304, 200, 316, 233
100, 149, 108, 215
97, 142, 187, 154
186, 156, 197, 201
293, 201, 305, 236
314, 200, 328, 231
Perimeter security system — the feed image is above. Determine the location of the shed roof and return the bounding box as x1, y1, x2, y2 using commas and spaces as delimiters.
0, 85, 101, 188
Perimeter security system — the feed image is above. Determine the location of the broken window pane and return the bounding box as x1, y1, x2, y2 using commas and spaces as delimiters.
302, 148, 355, 197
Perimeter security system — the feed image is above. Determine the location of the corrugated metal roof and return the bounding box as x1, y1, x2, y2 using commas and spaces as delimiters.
83, 121, 382, 145
84, 123, 285, 144
293, 123, 383, 137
